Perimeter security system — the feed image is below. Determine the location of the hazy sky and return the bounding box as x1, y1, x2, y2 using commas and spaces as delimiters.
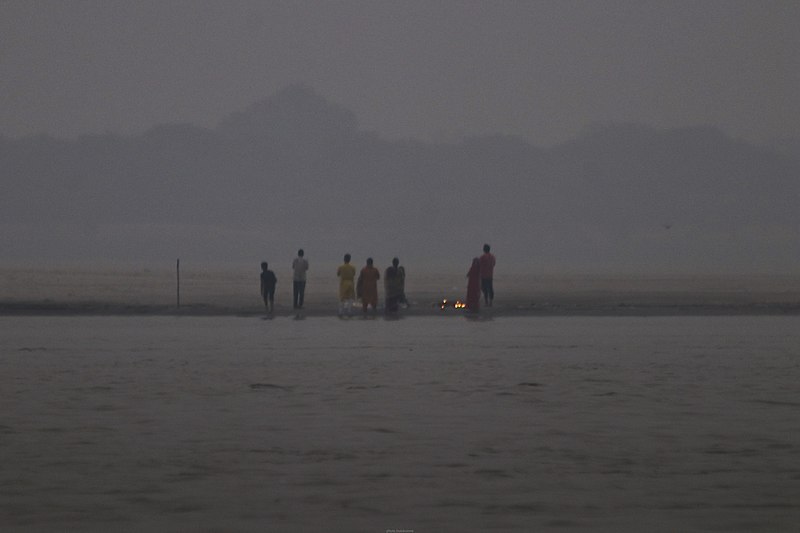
1, 0, 798, 147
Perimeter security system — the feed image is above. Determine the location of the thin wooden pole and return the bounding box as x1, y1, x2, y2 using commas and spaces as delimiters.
177, 258, 181, 309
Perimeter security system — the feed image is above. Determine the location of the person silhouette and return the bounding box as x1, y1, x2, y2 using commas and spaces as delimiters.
292, 249, 309, 309
479, 244, 496, 306
260, 261, 277, 314
358, 258, 380, 315
337, 254, 356, 316
466, 257, 481, 313
384, 257, 403, 314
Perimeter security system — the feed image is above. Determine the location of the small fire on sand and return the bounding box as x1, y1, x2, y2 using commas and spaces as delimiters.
437, 298, 466, 310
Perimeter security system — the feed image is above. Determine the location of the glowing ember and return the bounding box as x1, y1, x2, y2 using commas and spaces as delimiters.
437, 298, 467, 310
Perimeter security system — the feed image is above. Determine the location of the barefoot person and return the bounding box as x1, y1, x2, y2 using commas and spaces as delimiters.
260, 261, 277, 314
358, 258, 380, 315
337, 254, 356, 316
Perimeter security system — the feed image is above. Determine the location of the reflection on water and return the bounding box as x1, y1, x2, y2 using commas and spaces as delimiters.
2, 316, 800, 532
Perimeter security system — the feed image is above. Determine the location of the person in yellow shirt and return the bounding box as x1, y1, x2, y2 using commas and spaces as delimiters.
337, 253, 356, 316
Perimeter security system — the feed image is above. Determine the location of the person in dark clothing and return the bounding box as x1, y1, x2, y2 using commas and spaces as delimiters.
479, 244, 496, 307
384, 257, 403, 314
260, 261, 277, 313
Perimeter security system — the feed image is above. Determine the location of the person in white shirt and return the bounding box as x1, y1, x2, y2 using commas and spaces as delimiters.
292, 249, 309, 309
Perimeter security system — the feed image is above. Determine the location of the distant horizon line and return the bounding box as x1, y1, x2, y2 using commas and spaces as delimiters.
2, 260, 798, 279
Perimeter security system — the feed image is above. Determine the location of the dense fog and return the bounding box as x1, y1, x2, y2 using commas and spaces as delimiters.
2, 85, 798, 274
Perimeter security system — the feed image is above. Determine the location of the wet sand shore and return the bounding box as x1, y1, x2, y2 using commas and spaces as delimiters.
2, 293, 799, 317
2, 267, 799, 317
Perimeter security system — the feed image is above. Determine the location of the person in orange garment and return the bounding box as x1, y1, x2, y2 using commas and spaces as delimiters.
357, 257, 380, 314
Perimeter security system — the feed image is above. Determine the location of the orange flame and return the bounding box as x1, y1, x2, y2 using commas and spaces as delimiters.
438, 298, 467, 310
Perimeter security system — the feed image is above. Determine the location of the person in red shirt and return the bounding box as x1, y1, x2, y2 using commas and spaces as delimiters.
478, 244, 496, 307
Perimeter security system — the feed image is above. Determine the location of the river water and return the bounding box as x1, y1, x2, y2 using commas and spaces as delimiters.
2, 315, 799, 532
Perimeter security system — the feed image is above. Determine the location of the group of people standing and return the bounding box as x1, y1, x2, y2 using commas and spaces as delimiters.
466, 244, 496, 312
259, 249, 309, 314
260, 249, 407, 316
336, 255, 406, 316
260, 244, 495, 315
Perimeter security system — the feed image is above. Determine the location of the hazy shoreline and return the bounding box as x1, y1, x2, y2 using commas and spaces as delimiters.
3, 267, 799, 317
3, 297, 799, 318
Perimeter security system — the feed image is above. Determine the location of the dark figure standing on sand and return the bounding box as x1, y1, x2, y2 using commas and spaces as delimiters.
292, 249, 309, 309
466, 257, 481, 313
337, 253, 356, 316
260, 262, 277, 313
358, 258, 380, 314
397, 261, 407, 307
384, 257, 404, 314
479, 244, 496, 307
